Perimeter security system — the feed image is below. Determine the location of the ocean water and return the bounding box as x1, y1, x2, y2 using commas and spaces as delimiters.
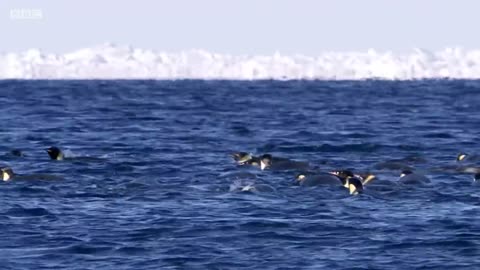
0, 79, 479, 269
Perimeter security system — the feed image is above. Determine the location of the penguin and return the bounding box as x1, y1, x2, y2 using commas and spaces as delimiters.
1, 167, 63, 181
329, 170, 354, 188
47, 146, 64, 160
327, 170, 364, 195
457, 153, 467, 162
398, 170, 430, 184
46, 146, 104, 162
347, 176, 364, 195
231, 152, 254, 165
260, 154, 273, 170
457, 153, 480, 163
259, 154, 309, 171
448, 153, 480, 174
1, 167, 14, 181
296, 170, 364, 195
474, 173, 480, 182
330, 170, 376, 186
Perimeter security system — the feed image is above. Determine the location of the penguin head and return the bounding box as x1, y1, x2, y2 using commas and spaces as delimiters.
295, 173, 307, 183
330, 170, 354, 178
474, 173, 480, 182
1, 167, 14, 181
348, 177, 364, 195
457, 153, 468, 162
47, 146, 64, 160
231, 152, 253, 164
260, 154, 272, 170
330, 170, 354, 187
400, 170, 413, 178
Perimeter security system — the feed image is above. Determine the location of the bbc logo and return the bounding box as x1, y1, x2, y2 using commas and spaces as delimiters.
10, 9, 43, 20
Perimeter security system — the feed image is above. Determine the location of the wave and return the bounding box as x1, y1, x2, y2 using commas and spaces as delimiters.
1, 43, 480, 80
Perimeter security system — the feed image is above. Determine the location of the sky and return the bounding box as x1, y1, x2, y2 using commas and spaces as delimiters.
1, 0, 479, 55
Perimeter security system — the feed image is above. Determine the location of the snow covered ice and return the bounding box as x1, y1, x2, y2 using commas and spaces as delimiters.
1, 43, 480, 80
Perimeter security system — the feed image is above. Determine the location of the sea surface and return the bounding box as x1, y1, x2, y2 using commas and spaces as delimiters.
0, 80, 479, 269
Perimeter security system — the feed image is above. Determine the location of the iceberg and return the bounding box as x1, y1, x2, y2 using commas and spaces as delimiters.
1, 43, 480, 80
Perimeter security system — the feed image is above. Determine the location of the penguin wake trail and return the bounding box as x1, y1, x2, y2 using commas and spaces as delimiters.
0, 79, 479, 269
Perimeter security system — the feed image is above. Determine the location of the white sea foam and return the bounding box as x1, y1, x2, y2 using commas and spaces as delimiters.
1, 44, 480, 80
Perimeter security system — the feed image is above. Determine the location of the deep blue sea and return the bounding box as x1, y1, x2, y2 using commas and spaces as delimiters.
1, 80, 480, 269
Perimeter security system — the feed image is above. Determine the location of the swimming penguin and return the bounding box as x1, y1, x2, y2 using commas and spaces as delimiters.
295, 172, 343, 187
398, 170, 430, 184
347, 176, 364, 195
47, 146, 64, 160
329, 170, 355, 188
1, 167, 14, 181
330, 170, 376, 186
1, 167, 63, 181
474, 173, 480, 182
448, 153, 480, 174
230, 152, 263, 169
260, 154, 272, 170
259, 154, 309, 171
325, 170, 364, 195
457, 153, 480, 163
46, 146, 104, 162
231, 152, 254, 165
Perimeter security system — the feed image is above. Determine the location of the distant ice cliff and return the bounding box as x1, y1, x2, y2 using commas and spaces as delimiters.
1, 44, 480, 80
